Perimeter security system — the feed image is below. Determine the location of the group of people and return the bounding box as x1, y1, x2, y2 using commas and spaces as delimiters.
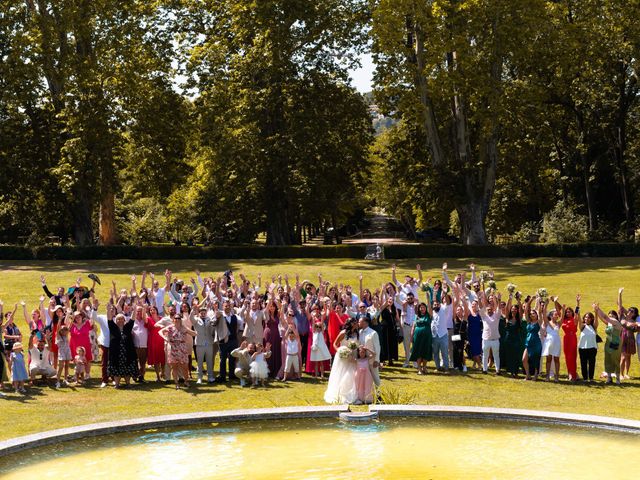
0, 263, 638, 401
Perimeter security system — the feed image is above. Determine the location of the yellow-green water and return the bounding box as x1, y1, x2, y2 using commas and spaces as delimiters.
0, 418, 636, 479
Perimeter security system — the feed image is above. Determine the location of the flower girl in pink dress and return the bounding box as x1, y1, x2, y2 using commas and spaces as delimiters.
354, 346, 374, 404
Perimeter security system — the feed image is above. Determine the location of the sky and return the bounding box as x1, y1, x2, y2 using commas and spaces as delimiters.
348, 52, 374, 93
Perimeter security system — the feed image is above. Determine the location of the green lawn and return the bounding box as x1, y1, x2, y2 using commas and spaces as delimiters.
1, 257, 639, 441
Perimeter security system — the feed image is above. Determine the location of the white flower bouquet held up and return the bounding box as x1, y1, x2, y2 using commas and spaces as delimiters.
337, 346, 352, 359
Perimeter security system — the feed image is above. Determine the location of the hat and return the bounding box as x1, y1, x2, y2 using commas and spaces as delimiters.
12, 342, 23, 351
53, 305, 64, 312
88, 273, 101, 285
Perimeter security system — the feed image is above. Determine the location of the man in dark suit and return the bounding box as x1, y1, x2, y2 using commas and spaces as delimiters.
215, 300, 238, 382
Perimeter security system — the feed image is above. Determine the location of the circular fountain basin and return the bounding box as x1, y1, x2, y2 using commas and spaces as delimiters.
1, 408, 638, 479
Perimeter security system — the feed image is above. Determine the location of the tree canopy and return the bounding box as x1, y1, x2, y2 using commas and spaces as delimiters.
0, 0, 639, 245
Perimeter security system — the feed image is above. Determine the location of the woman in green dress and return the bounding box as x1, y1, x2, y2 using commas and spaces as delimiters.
523, 295, 544, 381
504, 295, 524, 377
593, 303, 623, 385
409, 302, 433, 375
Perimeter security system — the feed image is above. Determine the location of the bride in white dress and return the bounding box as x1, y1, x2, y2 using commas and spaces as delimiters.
324, 318, 359, 404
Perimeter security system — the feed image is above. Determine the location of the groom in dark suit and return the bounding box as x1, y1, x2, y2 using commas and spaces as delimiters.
215, 300, 238, 382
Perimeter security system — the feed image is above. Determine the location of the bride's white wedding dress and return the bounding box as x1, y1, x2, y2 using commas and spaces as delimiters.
323, 336, 358, 404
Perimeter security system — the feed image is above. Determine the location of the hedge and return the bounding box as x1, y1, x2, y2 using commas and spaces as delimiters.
0, 243, 639, 260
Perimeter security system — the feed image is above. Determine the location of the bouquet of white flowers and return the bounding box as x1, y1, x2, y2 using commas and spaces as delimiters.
537, 288, 549, 302
487, 280, 497, 290
348, 341, 358, 351
337, 346, 352, 359
479, 270, 491, 283
506, 283, 517, 295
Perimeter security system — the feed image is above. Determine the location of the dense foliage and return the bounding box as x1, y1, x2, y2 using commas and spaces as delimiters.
369, 0, 640, 243
1, 0, 639, 245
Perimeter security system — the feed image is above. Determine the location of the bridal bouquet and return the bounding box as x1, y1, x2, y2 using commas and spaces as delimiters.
347, 341, 358, 351
484, 280, 497, 295
337, 346, 352, 359
537, 288, 549, 302
479, 270, 491, 283
506, 283, 518, 295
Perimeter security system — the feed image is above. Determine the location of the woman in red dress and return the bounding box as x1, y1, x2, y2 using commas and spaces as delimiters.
558, 296, 579, 381
146, 306, 166, 381
325, 301, 348, 356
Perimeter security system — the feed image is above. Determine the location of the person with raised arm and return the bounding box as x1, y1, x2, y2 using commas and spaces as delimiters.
555, 294, 579, 381
68, 301, 94, 380
522, 295, 544, 381
2, 303, 22, 358
617, 288, 639, 380
108, 313, 138, 388
190, 304, 216, 384
541, 297, 562, 382
241, 298, 266, 346
400, 291, 417, 368
503, 293, 524, 377
159, 313, 195, 389
478, 289, 502, 375
409, 299, 433, 375
577, 306, 599, 382
391, 263, 421, 301
593, 298, 623, 385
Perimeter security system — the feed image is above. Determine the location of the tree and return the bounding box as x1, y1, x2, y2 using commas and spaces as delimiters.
178, 0, 373, 244
371, 0, 547, 244
9, 0, 178, 244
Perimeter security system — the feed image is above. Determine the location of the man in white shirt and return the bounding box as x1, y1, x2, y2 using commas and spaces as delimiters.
400, 292, 417, 367
358, 314, 381, 386
29, 336, 56, 383
150, 270, 171, 315
480, 293, 502, 374
431, 299, 451, 370
391, 264, 422, 301
92, 301, 112, 388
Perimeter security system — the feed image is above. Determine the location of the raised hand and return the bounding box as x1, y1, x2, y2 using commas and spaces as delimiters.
619, 287, 624, 295
442, 262, 447, 271
40, 275, 46, 284
576, 294, 581, 304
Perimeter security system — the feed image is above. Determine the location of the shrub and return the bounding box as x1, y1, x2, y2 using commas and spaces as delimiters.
542, 200, 588, 243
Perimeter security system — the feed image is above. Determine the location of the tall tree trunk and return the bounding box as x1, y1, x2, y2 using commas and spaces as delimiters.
575, 111, 596, 232
99, 172, 118, 245
611, 63, 635, 240
71, 183, 94, 245
457, 202, 487, 245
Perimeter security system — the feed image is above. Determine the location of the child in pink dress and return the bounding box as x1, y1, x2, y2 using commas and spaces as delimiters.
354, 346, 374, 405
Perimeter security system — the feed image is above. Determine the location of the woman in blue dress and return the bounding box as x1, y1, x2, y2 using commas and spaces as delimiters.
523, 295, 544, 381
466, 299, 483, 369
